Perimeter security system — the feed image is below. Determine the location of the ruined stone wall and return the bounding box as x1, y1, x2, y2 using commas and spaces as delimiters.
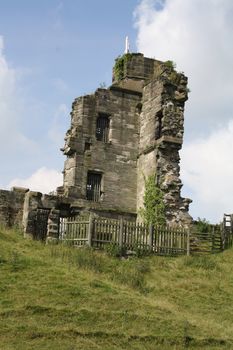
61, 53, 192, 225
112, 53, 160, 83
0, 53, 192, 234
0, 184, 73, 240
62, 87, 141, 214
22, 191, 69, 239
0, 187, 29, 227
137, 64, 192, 225
137, 79, 163, 212
62, 96, 85, 195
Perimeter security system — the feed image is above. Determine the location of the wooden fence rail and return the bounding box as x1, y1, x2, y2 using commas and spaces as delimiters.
59, 216, 190, 256
58, 216, 233, 256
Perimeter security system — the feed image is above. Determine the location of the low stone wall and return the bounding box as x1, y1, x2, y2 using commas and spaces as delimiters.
0, 186, 136, 242
0, 187, 29, 227
23, 191, 62, 239
0, 187, 67, 240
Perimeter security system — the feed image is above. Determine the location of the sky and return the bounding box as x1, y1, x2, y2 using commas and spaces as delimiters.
0, 0, 233, 223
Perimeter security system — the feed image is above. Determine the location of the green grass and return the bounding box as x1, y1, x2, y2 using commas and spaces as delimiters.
1, 226, 233, 349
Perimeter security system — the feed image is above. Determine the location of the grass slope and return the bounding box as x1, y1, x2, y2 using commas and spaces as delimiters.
1, 226, 233, 349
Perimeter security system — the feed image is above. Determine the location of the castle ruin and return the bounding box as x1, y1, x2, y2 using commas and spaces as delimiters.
0, 53, 192, 239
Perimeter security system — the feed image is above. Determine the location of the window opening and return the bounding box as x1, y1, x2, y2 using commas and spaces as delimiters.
136, 103, 142, 115
155, 111, 163, 140
96, 114, 110, 142
84, 142, 91, 151
86, 172, 102, 202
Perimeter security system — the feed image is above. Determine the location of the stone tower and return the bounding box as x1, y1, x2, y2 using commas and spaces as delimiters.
59, 53, 192, 225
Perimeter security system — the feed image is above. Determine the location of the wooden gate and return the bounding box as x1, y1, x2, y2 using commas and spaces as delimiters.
59, 215, 89, 246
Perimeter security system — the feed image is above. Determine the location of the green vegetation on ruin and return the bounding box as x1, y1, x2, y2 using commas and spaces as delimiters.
140, 174, 166, 226
1, 226, 233, 349
114, 53, 133, 81
164, 60, 176, 70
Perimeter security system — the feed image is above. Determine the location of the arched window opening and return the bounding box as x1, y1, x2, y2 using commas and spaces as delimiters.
136, 103, 142, 135
96, 114, 110, 142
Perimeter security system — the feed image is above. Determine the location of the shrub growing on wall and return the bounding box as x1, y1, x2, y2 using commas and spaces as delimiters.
194, 217, 212, 233
140, 175, 166, 226
114, 53, 133, 81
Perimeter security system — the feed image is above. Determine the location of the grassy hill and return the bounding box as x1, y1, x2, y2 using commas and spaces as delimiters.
1, 226, 233, 350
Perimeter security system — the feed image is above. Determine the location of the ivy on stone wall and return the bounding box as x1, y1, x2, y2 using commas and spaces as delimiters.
140, 175, 166, 226
114, 53, 133, 81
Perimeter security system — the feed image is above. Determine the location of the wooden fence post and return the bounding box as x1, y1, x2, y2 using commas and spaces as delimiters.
221, 220, 225, 251
87, 213, 93, 247
231, 215, 233, 247
149, 224, 153, 252
211, 225, 215, 253
186, 229, 190, 256
119, 218, 123, 248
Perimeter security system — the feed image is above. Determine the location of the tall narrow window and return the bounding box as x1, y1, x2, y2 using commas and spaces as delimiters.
96, 114, 110, 142
155, 111, 163, 140
86, 172, 102, 202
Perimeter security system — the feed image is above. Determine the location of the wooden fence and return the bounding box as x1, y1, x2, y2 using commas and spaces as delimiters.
189, 227, 222, 255
59, 215, 189, 256
59, 215, 89, 246
58, 215, 233, 256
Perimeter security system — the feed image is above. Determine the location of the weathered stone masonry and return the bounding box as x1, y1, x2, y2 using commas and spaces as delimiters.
0, 52, 192, 238
59, 53, 192, 225
0, 187, 28, 227
0, 187, 67, 239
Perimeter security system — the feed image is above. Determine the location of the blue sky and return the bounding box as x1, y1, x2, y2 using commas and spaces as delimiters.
0, 0, 139, 186
1, 0, 233, 223
1, 0, 138, 95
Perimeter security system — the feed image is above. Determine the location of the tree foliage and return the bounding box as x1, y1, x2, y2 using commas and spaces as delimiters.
194, 217, 212, 233
164, 60, 176, 70
140, 175, 166, 226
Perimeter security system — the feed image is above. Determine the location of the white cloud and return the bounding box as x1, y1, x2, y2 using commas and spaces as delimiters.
48, 103, 69, 146
134, 0, 233, 222
0, 35, 38, 153
8, 167, 63, 194
134, 0, 233, 135
181, 120, 233, 223
0, 36, 67, 193
0, 37, 15, 99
